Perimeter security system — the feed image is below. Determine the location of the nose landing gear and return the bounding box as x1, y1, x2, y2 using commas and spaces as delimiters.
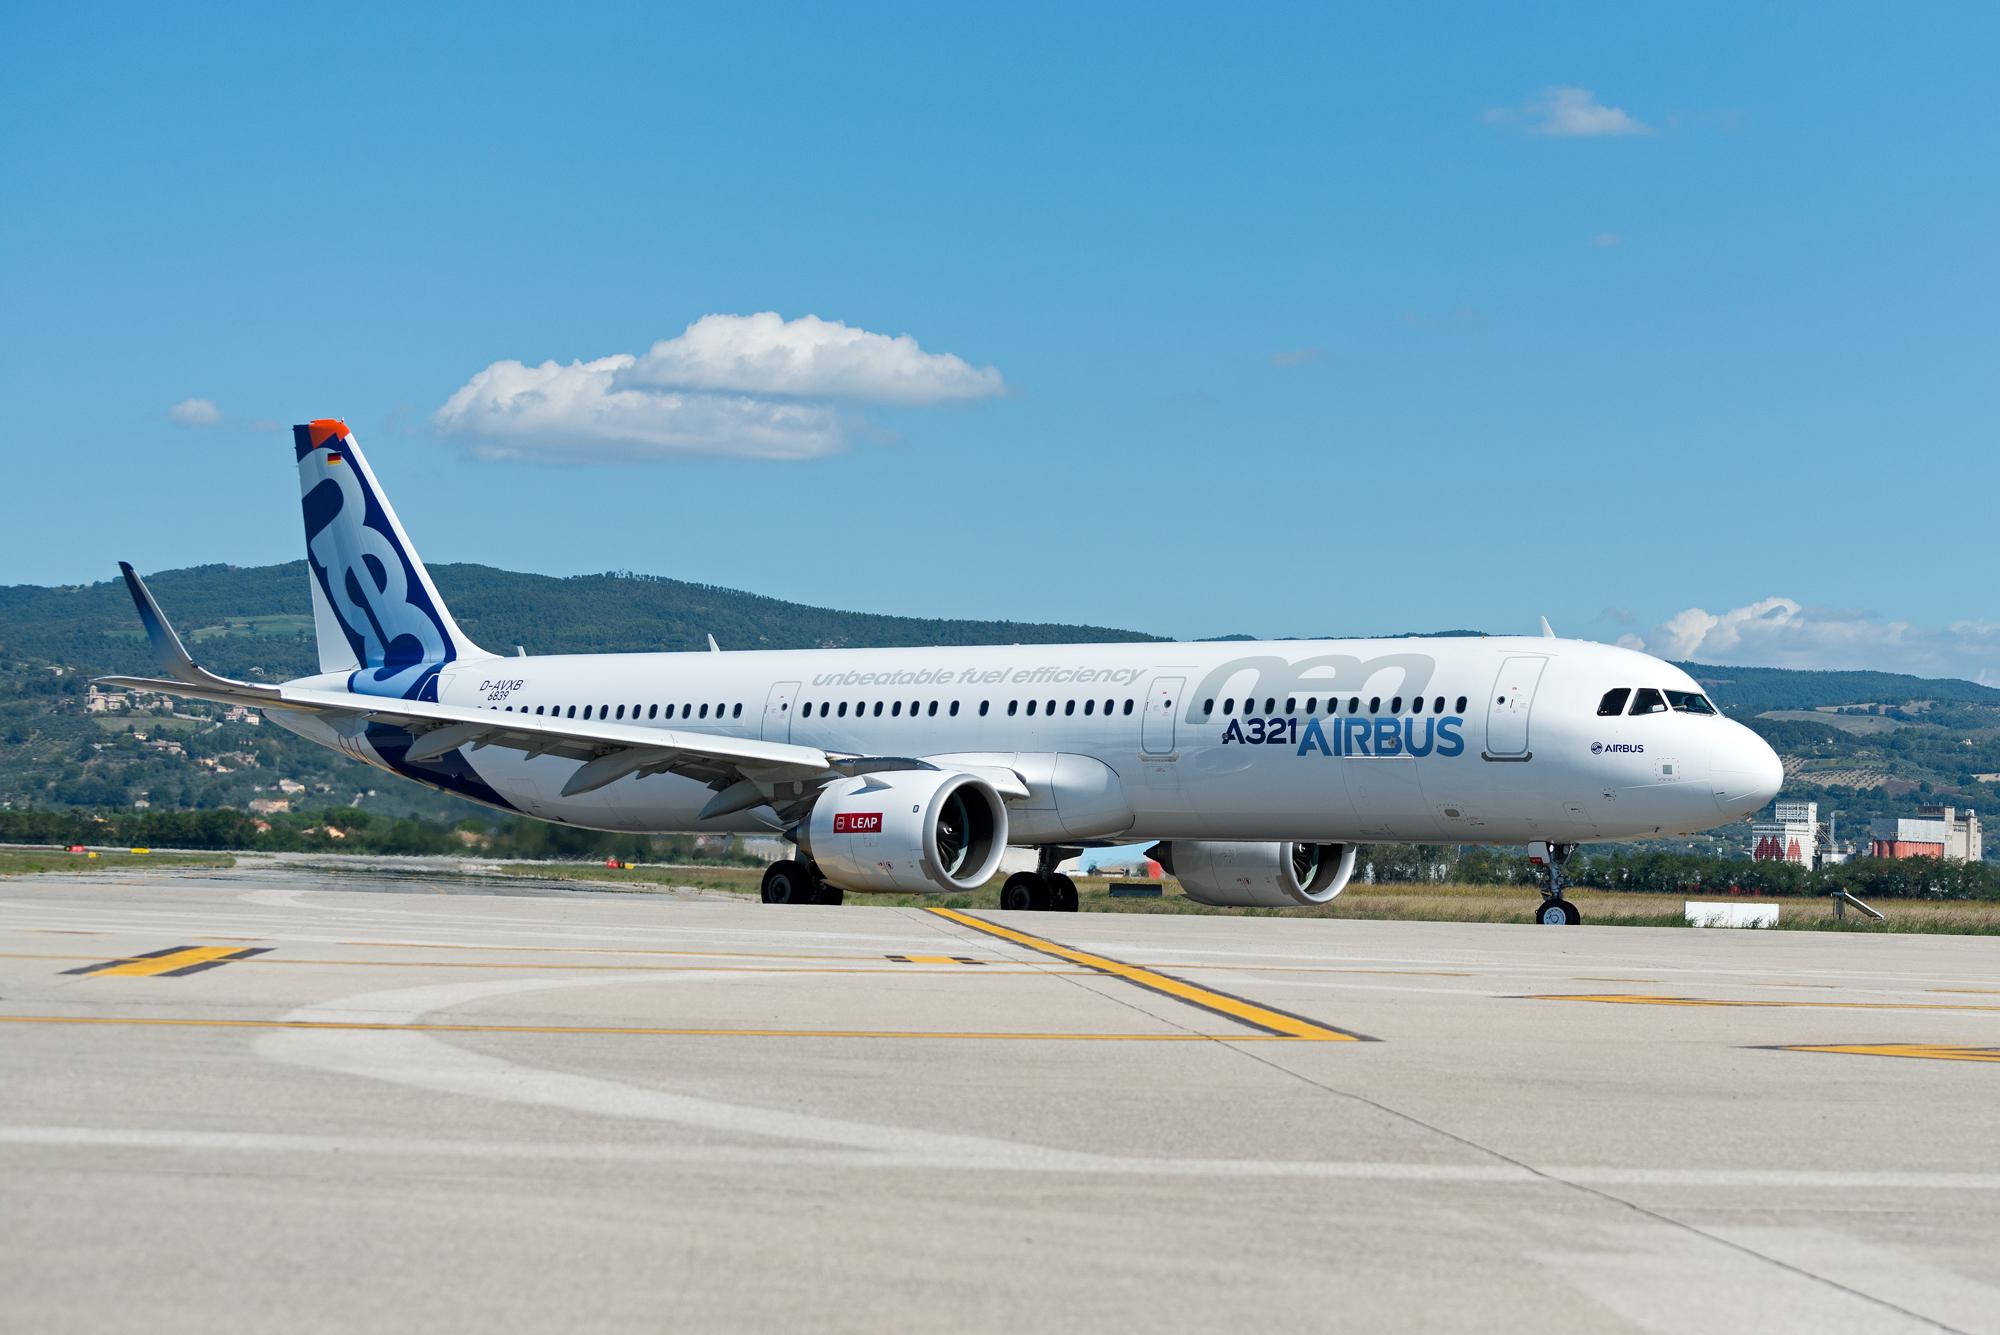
1529, 840, 1580, 925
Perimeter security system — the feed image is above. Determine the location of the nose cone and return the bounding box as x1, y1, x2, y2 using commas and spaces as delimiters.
1713, 723, 1784, 818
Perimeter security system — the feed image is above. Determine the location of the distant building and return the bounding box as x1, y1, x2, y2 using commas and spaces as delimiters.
248, 798, 290, 816
1870, 806, 1982, 861
1749, 800, 1853, 867
1752, 800, 1820, 867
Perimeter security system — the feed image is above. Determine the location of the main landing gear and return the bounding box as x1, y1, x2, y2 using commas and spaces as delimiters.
761, 858, 844, 906
999, 847, 1080, 912
1529, 841, 1579, 925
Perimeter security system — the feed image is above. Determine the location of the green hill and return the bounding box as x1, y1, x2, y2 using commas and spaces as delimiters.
2, 562, 1995, 844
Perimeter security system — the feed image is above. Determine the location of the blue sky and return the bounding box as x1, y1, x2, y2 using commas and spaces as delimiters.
4, 5, 1996, 678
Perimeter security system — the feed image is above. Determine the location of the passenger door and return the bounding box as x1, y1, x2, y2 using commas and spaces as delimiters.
1483, 656, 1546, 760
762, 681, 800, 743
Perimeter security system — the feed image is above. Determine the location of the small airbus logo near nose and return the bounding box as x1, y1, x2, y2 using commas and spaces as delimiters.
1592, 741, 1644, 755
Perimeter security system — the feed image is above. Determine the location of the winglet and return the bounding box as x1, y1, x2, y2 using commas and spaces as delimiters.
1539, 616, 1556, 639
707, 634, 721, 653
118, 562, 206, 686
108, 563, 276, 699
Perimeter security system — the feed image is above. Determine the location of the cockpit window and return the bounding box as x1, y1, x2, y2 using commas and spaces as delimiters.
1596, 688, 1631, 717
1629, 687, 1669, 715
1665, 689, 1716, 715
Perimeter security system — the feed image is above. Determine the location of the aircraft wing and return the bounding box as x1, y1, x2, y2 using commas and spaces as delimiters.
99, 563, 1032, 818
98, 563, 841, 811
99, 671, 837, 792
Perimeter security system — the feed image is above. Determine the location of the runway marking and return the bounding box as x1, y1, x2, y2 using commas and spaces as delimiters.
926, 909, 1366, 1041
1527, 993, 2000, 1014
0, 1014, 1300, 1041
3, 951, 1077, 976
885, 954, 986, 966
60, 944, 272, 978
1776, 1043, 2000, 1064
10, 1123, 2000, 1189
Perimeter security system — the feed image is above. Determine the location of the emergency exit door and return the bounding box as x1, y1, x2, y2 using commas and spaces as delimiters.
763, 681, 800, 742
1142, 676, 1183, 756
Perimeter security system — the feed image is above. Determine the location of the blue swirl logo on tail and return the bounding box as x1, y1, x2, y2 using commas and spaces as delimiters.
295, 422, 456, 700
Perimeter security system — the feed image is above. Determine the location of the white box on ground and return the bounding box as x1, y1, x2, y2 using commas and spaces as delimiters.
1684, 901, 1780, 928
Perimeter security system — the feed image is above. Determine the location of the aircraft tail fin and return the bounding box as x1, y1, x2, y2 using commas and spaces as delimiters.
293, 419, 490, 700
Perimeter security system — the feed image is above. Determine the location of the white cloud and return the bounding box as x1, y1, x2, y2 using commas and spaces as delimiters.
1270, 346, 1327, 368
614, 312, 1003, 405
1626, 596, 2000, 686
1590, 231, 1621, 248
434, 313, 1002, 462
168, 397, 223, 427
1488, 87, 1654, 138
433, 355, 844, 462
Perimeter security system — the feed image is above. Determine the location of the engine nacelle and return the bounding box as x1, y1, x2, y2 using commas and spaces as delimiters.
802, 769, 1008, 895
1153, 840, 1357, 909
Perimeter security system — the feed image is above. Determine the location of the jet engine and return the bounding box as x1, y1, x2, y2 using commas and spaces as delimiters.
1152, 840, 1357, 908
802, 769, 1008, 895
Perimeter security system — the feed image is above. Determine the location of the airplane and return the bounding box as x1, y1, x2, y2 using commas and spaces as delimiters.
101, 419, 1784, 924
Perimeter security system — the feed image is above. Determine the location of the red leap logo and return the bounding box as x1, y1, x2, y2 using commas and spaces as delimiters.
832, 812, 883, 834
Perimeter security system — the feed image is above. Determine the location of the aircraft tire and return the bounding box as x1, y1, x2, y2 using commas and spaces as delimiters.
1000, 872, 1042, 911
1537, 898, 1580, 926
761, 860, 816, 904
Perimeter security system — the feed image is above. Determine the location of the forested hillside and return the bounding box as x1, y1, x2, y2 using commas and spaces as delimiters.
2, 562, 1995, 853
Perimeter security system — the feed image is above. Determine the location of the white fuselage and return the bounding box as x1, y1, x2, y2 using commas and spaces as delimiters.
272, 634, 1782, 847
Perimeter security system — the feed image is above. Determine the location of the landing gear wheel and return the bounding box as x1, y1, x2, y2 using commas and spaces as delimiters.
1000, 872, 1043, 911
761, 860, 816, 904
1537, 898, 1580, 926
1049, 873, 1079, 912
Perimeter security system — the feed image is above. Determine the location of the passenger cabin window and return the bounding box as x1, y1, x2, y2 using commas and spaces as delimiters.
1390, 696, 1403, 713
1122, 700, 1134, 715
1368, 697, 1381, 714
891, 701, 902, 717
928, 701, 939, 717
1064, 700, 1076, 716
950, 701, 960, 716
1008, 701, 1019, 716
732, 704, 743, 718
1629, 687, 1669, 715
838, 702, 848, 718
1665, 689, 1716, 715
1597, 688, 1631, 717
1454, 695, 1467, 713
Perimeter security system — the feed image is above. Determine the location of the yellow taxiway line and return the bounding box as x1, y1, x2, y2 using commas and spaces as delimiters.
1779, 1043, 2000, 1064
927, 908, 1364, 1041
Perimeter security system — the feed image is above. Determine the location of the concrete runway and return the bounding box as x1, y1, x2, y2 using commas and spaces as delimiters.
3, 864, 1997, 1334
